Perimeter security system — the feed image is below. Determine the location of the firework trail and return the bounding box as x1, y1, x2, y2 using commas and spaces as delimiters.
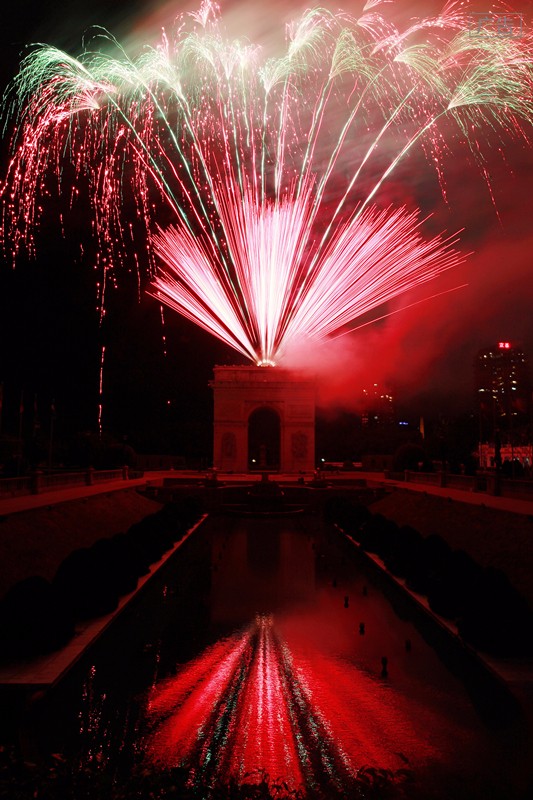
2, 1, 532, 364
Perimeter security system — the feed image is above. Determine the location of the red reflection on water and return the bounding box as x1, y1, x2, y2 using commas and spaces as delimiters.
286, 646, 438, 771
228, 616, 303, 786
146, 614, 437, 791
147, 629, 252, 768
147, 615, 303, 789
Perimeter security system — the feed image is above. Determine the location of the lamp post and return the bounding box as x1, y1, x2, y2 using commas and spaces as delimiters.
48, 399, 56, 473
17, 390, 24, 476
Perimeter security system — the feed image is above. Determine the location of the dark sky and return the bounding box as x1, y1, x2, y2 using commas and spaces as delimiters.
1, 0, 532, 455
0, 0, 244, 455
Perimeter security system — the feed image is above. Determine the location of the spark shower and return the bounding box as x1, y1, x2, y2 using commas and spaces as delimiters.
2, 1, 533, 365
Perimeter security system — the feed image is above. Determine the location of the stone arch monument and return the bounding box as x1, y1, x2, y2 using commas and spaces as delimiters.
210, 366, 315, 473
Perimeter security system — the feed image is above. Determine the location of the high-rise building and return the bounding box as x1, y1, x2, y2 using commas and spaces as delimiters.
475, 342, 531, 439
360, 384, 395, 427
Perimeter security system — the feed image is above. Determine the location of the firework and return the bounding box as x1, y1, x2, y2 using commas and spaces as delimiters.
2, 1, 532, 365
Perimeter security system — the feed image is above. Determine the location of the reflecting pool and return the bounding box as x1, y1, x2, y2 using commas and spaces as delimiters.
33, 513, 532, 798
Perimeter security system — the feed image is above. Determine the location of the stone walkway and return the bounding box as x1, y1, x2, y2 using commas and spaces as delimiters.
2, 469, 533, 518
0, 475, 162, 516
378, 476, 533, 517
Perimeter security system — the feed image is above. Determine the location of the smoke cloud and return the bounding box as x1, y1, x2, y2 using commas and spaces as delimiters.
283, 220, 533, 414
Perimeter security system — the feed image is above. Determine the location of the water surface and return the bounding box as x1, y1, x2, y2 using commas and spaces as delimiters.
43, 514, 531, 798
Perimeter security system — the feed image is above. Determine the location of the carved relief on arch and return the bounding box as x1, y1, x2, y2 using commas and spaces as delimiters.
291, 431, 308, 459
221, 431, 237, 459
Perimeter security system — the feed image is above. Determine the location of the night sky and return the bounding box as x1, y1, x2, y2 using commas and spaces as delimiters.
0, 0, 245, 457
1, 0, 533, 458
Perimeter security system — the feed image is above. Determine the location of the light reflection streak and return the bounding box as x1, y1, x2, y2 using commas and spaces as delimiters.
228, 615, 302, 786
145, 613, 431, 792
147, 628, 252, 769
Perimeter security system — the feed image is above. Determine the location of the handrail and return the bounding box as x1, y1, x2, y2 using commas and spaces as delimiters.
402, 469, 533, 499
0, 467, 131, 498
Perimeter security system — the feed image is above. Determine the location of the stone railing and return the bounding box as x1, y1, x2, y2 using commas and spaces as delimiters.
401, 470, 533, 500
0, 467, 131, 498
0, 475, 32, 497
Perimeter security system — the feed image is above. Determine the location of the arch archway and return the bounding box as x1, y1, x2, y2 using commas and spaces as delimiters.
212, 366, 315, 472
248, 407, 281, 470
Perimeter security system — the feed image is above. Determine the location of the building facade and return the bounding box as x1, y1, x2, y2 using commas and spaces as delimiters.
210, 366, 316, 473
475, 341, 531, 439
